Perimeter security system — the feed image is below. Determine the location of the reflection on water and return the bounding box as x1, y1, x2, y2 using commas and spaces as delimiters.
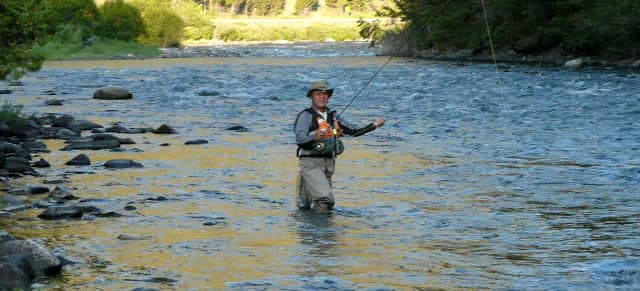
1, 44, 639, 290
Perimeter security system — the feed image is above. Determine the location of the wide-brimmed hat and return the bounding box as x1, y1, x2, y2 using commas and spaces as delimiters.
306, 80, 334, 97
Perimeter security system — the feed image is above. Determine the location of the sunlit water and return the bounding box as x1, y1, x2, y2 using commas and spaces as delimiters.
1, 43, 639, 290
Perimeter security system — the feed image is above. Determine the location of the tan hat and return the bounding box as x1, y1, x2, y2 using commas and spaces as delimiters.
306, 79, 334, 97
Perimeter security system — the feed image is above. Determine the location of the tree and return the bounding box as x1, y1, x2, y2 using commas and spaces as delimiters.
0, 0, 48, 80
97, 0, 145, 41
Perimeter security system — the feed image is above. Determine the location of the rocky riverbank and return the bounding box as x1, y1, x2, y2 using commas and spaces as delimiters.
0, 86, 214, 290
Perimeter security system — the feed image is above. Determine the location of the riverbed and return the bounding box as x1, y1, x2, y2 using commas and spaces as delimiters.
2, 43, 639, 290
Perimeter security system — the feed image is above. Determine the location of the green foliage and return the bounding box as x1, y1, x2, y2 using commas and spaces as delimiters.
295, 0, 318, 15
33, 37, 159, 60
138, 6, 185, 47
0, 100, 26, 126
43, 0, 99, 36
97, 0, 145, 41
391, 0, 640, 58
0, 0, 48, 80
174, 0, 215, 40
216, 22, 359, 41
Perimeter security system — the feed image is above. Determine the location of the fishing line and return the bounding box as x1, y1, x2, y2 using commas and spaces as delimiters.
480, 0, 499, 75
336, 0, 452, 119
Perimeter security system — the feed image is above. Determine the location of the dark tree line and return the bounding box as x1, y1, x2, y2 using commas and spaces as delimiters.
390, 0, 640, 58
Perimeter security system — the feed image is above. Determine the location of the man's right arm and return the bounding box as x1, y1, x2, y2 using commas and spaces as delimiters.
294, 111, 316, 148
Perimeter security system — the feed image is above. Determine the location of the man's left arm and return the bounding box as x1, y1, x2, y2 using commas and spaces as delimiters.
339, 117, 386, 137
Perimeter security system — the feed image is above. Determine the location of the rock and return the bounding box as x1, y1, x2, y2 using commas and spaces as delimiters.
66, 120, 103, 131
0, 90, 12, 94
49, 187, 79, 200
95, 211, 125, 218
44, 99, 63, 106
0, 230, 16, 243
185, 139, 208, 145
42, 90, 57, 95
159, 143, 170, 147
38, 204, 100, 220
33, 198, 64, 209
117, 234, 148, 240
51, 114, 75, 128
152, 124, 176, 134
4, 157, 36, 174
0, 194, 25, 208
0, 239, 62, 278
225, 125, 249, 132
197, 90, 221, 96
27, 186, 50, 195
632, 60, 640, 68
104, 159, 143, 169
32, 158, 51, 168
0, 262, 30, 290
61, 139, 120, 151
0, 141, 31, 159
131, 288, 160, 291
564, 58, 584, 69
124, 205, 137, 211
106, 125, 147, 134
93, 87, 133, 100
21, 140, 48, 153
118, 137, 136, 145
146, 196, 167, 202
65, 154, 91, 166
50, 128, 80, 140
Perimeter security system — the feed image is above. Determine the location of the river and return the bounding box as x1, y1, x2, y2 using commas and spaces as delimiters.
2, 43, 639, 290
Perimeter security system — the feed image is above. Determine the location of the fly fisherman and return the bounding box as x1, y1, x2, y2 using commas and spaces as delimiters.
294, 80, 386, 214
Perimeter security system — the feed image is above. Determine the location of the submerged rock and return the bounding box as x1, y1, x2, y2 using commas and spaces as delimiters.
104, 159, 143, 169
117, 234, 148, 240
44, 99, 63, 106
62, 139, 120, 151
49, 187, 79, 201
66, 120, 103, 132
185, 139, 208, 145
65, 154, 91, 166
106, 125, 148, 134
0, 90, 12, 94
0, 262, 30, 290
93, 87, 133, 100
38, 204, 100, 220
152, 124, 176, 134
0, 239, 62, 278
32, 158, 51, 168
0, 230, 16, 243
225, 125, 249, 132
3, 157, 36, 175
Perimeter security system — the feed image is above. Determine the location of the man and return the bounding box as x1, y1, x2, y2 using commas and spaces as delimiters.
294, 80, 386, 214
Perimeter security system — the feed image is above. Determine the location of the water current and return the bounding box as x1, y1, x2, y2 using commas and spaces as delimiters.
1, 43, 639, 290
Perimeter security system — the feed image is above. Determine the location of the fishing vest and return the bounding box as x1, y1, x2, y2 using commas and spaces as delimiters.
297, 108, 344, 157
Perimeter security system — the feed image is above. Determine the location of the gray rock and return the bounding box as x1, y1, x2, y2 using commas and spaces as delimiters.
131, 288, 160, 291
0, 194, 25, 207
49, 187, 79, 200
32, 158, 51, 168
185, 139, 208, 145
21, 140, 48, 153
104, 159, 143, 169
4, 157, 36, 174
38, 204, 100, 220
197, 89, 221, 96
117, 234, 149, 241
225, 125, 249, 132
0, 239, 61, 278
27, 186, 50, 195
44, 99, 63, 106
124, 205, 137, 211
65, 154, 91, 166
33, 198, 64, 209
61, 139, 120, 151
152, 124, 176, 134
51, 114, 75, 128
93, 87, 133, 100
105, 125, 147, 134
66, 120, 103, 131
0, 90, 12, 94
0, 141, 30, 159
50, 128, 80, 140
0, 230, 16, 243
564, 58, 584, 69
0, 261, 30, 290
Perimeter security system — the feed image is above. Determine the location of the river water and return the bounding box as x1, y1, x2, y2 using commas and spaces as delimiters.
2, 43, 640, 290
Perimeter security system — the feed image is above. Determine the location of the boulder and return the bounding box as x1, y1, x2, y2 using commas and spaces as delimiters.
3, 157, 35, 174
65, 154, 91, 166
0, 262, 30, 290
0, 239, 61, 278
225, 125, 249, 132
44, 99, 63, 106
21, 140, 48, 153
49, 187, 79, 200
104, 159, 143, 169
32, 158, 51, 168
50, 128, 80, 140
185, 139, 208, 145
152, 124, 176, 134
564, 58, 584, 69
66, 120, 103, 131
93, 87, 133, 100
61, 139, 120, 151
106, 125, 147, 134
0, 195, 25, 210
28, 186, 50, 195
38, 204, 100, 220
0, 141, 31, 159
50, 114, 75, 128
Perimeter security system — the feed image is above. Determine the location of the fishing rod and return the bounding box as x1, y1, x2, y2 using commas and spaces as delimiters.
335, 0, 453, 120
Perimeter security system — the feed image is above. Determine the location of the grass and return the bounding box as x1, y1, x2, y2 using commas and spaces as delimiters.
214, 22, 361, 42
0, 100, 26, 127
32, 38, 161, 61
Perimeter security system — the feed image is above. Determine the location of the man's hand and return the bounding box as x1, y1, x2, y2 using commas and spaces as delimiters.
315, 128, 333, 140
374, 117, 386, 128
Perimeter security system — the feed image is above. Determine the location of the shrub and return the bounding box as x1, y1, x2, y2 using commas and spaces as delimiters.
43, 0, 99, 36
174, 0, 214, 40
97, 0, 144, 41
0, 100, 26, 127
138, 6, 185, 47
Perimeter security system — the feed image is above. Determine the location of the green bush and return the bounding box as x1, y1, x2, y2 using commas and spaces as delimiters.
174, 0, 214, 40
0, 100, 26, 127
97, 0, 144, 41
43, 0, 99, 36
138, 6, 185, 47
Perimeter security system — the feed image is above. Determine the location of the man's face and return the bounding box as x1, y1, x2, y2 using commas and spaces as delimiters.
311, 91, 331, 109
